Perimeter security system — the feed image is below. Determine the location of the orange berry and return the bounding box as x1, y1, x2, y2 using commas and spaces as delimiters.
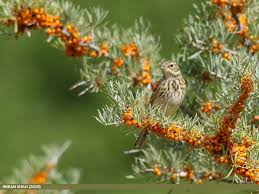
132, 120, 138, 125
90, 50, 98, 58
114, 58, 124, 68
153, 166, 162, 176
30, 171, 48, 184
197, 178, 203, 184
125, 120, 132, 126
82, 35, 93, 43
171, 173, 177, 180
46, 28, 52, 35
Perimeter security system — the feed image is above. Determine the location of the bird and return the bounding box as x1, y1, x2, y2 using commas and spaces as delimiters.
134, 60, 186, 147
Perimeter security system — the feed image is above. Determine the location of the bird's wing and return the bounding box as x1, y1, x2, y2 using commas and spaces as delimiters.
150, 91, 157, 105
150, 79, 163, 105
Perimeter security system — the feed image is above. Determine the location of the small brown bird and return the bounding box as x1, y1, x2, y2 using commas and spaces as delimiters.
135, 61, 186, 147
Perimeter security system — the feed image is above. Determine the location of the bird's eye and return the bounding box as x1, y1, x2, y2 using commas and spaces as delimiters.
170, 64, 174, 67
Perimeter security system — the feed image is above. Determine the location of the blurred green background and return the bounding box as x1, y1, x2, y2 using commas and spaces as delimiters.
0, 0, 204, 184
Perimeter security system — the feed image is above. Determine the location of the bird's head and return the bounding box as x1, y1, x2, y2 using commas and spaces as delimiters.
161, 61, 181, 78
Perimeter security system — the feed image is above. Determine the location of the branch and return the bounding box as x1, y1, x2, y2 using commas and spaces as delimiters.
122, 73, 258, 183
0, 1, 162, 93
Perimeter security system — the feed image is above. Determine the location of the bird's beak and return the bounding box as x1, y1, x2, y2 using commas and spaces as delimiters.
161, 64, 166, 70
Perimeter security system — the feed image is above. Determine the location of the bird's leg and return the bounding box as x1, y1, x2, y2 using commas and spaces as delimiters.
134, 128, 148, 147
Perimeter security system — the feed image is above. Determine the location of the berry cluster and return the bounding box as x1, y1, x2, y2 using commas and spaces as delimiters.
201, 101, 220, 115
7, 7, 96, 57
167, 124, 203, 148
61, 24, 92, 57
151, 163, 222, 184
249, 40, 259, 54
153, 164, 162, 176
112, 58, 124, 73
141, 59, 152, 86
29, 162, 54, 184
231, 138, 254, 164
122, 108, 140, 128
122, 109, 203, 148
203, 74, 257, 182
221, 73, 253, 130
100, 42, 109, 57
6, 7, 61, 34
211, 38, 232, 61
212, 0, 259, 54
181, 165, 196, 182
4, 6, 157, 89
121, 42, 139, 58
232, 137, 258, 183
132, 59, 153, 86
112, 45, 154, 88
110, 42, 139, 74
204, 74, 253, 154
235, 167, 259, 183
203, 171, 223, 181
212, 0, 246, 34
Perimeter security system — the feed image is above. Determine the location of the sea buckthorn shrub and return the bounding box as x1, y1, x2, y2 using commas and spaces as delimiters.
2, 142, 80, 194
